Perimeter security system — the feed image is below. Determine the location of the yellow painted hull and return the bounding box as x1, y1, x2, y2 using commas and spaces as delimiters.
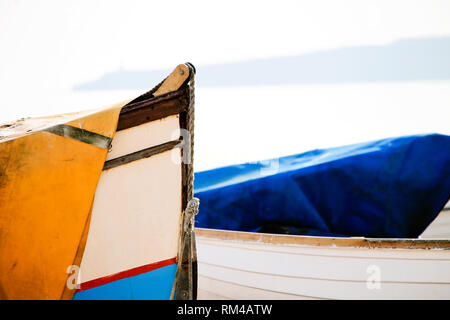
0, 104, 124, 299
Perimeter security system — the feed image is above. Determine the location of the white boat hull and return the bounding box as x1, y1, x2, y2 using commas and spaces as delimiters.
421, 206, 450, 239
73, 63, 197, 299
196, 228, 450, 300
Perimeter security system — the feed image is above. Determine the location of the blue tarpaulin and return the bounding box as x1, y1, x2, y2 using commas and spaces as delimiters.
194, 134, 450, 238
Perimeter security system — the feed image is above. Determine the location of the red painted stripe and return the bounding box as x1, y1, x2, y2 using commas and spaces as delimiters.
77, 257, 177, 292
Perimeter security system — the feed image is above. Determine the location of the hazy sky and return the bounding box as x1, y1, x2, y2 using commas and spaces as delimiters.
1, 1, 450, 107
1, 1, 450, 169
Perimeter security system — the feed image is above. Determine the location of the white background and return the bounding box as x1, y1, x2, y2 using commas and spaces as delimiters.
1, 0, 449, 171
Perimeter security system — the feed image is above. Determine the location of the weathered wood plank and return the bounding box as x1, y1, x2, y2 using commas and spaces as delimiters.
117, 88, 189, 131
103, 139, 182, 170
153, 64, 190, 97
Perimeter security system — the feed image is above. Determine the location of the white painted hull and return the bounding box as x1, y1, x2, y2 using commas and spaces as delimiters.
78, 116, 182, 285
196, 228, 450, 300
421, 208, 450, 239
73, 63, 198, 299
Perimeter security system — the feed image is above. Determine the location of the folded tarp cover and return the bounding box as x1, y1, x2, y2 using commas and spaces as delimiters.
194, 134, 450, 238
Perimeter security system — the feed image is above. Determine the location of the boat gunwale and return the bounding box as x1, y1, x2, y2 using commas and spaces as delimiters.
116, 87, 189, 131
120, 88, 187, 114
195, 227, 450, 250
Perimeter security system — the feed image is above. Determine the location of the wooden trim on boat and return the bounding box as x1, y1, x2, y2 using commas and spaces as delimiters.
179, 110, 188, 213
195, 228, 450, 250
117, 88, 189, 131
172, 63, 197, 300
103, 139, 182, 170
44, 124, 112, 149
153, 64, 190, 97
109, 69, 191, 169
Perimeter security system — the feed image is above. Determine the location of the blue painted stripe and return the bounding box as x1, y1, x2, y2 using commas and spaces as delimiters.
73, 263, 177, 300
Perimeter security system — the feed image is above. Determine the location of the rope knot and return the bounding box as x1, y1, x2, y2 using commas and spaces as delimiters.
183, 197, 199, 231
